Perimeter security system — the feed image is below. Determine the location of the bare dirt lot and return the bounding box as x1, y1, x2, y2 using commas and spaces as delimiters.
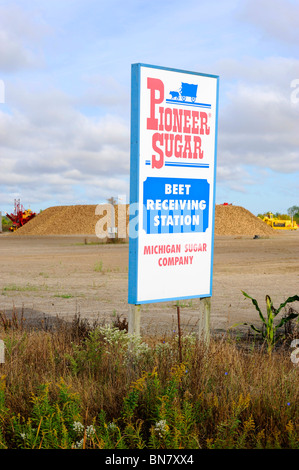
0, 231, 298, 336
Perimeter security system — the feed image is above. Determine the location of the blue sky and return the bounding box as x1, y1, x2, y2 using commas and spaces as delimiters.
0, 0, 298, 216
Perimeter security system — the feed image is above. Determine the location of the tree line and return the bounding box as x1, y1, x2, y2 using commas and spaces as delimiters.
258, 206, 299, 222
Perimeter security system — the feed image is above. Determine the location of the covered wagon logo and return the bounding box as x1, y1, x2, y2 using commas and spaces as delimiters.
169, 82, 199, 103
146, 77, 211, 169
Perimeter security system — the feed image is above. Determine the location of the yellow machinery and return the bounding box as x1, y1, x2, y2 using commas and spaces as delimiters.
262, 212, 298, 230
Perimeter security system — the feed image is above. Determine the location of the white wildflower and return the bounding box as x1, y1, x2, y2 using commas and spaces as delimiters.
73, 421, 84, 435
74, 438, 84, 449
108, 422, 118, 432
154, 419, 169, 437
85, 424, 96, 439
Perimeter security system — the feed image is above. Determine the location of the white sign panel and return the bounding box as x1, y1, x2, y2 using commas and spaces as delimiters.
128, 64, 219, 304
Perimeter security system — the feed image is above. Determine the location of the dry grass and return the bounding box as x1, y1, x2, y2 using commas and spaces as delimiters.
0, 315, 297, 449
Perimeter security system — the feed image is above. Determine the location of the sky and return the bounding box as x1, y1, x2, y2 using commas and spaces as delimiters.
0, 0, 298, 217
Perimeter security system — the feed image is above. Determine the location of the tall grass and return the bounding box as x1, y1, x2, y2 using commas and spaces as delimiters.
0, 315, 297, 449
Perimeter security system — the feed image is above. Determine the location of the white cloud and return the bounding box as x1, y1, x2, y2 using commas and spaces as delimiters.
216, 164, 254, 193
216, 56, 299, 186
239, 0, 299, 45
216, 56, 299, 87
0, 5, 48, 71
0, 30, 39, 71
79, 74, 130, 112
0, 84, 130, 211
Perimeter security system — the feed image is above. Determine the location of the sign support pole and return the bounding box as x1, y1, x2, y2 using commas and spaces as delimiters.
128, 304, 141, 336
198, 297, 211, 345
0, 340, 4, 364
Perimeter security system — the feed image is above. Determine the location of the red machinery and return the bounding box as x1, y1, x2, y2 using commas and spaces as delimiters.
6, 199, 36, 231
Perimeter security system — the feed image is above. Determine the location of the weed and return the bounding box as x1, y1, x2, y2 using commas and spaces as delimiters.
238, 292, 299, 353
2, 284, 41, 293
53, 294, 73, 299
0, 309, 25, 331
94, 261, 103, 272
112, 314, 128, 332
0, 316, 297, 449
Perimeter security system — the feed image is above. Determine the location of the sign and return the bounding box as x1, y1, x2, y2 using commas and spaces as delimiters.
128, 64, 219, 304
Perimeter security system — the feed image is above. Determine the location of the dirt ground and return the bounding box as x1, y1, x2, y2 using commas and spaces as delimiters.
0, 231, 298, 337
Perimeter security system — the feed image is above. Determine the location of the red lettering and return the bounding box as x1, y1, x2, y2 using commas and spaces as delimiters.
200, 112, 210, 135
147, 78, 164, 130
183, 110, 191, 133
164, 108, 172, 131
152, 133, 164, 169
158, 107, 164, 131
193, 136, 203, 159
174, 134, 182, 158
173, 109, 183, 133
182, 135, 192, 159
164, 133, 174, 157
191, 110, 199, 134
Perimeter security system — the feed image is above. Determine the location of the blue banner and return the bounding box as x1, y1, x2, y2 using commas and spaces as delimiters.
143, 177, 209, 234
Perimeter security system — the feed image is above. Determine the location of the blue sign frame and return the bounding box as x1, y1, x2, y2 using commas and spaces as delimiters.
128, 63, 219, 305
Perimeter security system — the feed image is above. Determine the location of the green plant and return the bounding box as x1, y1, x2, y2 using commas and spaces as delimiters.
0, 376, 9, 448
1, 216, 13, 232
239, 292, 299, 353
10, 380, 87, 448
2, 284, 40, 293
94, 261, 103, 272
0, 314, 298, 449
96, 410, 124, 449
206, 394, 252, 449
54, 294, 73, 299
65, 329, 104, 376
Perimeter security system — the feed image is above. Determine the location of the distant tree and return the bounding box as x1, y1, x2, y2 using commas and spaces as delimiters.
288, 205, 299, 217
258, 209, 299, 222
1, 216, 13, 231
258, 212, 271, 218
259, 212, 293, 220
